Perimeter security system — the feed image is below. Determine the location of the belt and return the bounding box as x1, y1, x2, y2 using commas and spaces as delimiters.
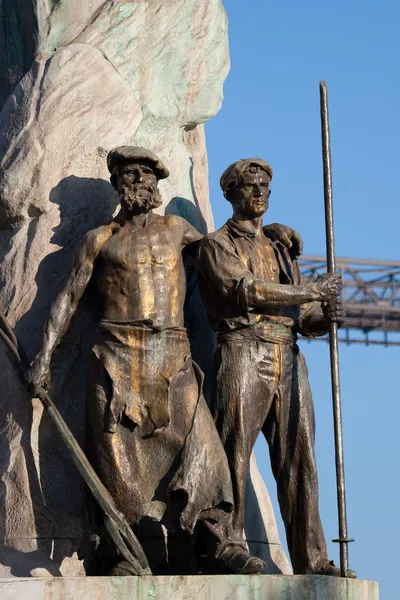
217, 322, 297, 346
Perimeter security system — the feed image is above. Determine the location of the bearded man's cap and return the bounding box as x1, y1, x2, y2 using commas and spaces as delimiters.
107, 146, 170, 184
220, 158, 273, 198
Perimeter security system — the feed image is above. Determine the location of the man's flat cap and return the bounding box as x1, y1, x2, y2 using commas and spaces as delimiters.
107, 146, 169, 180
220, 158, 273, 197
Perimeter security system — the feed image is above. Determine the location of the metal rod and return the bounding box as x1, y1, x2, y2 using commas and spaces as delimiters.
319, 80, 354, 576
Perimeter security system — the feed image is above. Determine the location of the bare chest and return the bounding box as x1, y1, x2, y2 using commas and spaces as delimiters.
99, 226, 180, 275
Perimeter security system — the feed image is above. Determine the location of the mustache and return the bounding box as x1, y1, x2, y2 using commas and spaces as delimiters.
119, 186, 162, 210
120, 183, 156, 195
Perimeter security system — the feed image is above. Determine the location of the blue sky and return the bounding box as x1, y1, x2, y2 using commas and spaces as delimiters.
205, 2, 399, 597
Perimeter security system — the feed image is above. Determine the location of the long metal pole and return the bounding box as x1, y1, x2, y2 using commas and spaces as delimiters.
319, 80, 354, 576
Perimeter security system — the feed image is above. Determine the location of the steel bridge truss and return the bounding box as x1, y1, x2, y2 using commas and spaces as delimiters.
299, 255, 400, 346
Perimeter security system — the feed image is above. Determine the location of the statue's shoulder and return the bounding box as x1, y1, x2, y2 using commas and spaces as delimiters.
80, 222, 120, 253
200, 223, 230, 248
161, 213, 194, 236
161, 213, 186, 227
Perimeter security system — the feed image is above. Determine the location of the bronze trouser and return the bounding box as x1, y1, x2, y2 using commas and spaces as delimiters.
211, 337, 329, 574
86, 323, 245, 574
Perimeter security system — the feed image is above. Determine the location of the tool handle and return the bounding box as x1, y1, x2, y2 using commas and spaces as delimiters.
319, 80, 353, 576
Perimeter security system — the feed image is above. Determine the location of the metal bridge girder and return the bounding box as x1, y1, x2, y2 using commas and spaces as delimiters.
298, 255, 400, 346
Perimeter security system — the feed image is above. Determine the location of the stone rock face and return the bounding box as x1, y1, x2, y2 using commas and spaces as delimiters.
246, 456, 292, 574
0, 0, 291, 576
0, 43, 141, 325
0, 0, 38, 109
0, 0, 229, 233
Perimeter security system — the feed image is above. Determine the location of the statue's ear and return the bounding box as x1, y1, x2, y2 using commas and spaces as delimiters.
223, 184, 233, 201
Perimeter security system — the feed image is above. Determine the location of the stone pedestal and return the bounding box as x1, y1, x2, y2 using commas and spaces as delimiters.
0, 575, 379, 600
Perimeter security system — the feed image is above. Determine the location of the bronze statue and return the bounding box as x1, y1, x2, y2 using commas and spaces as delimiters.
196, 158, 355, 577
28, 147, 268, 576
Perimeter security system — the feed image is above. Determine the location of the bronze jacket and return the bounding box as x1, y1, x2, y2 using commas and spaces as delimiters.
197, 218, 328, 338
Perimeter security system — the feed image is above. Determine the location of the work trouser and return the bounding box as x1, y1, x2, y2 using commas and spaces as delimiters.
211, 336, 329, 574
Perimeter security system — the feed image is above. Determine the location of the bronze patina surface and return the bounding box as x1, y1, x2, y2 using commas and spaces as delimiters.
28, 147, 266, 576
197, 158, 353, 578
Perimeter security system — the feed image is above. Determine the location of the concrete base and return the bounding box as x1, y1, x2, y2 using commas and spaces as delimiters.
0, 575, 379, 599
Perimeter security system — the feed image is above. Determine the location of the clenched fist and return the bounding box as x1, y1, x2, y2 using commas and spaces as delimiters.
27, 359, 50, 398
309, 272, 343, 302
323, 299, 346, 327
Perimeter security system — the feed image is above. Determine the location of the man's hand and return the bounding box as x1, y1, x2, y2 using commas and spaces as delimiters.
27, 359, 50, 397
323, 299, 346, 327
263, 223, 303, 259
308, 272, 343, 302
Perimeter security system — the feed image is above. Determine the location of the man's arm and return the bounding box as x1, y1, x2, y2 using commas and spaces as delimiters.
28, 225, 115, 392
182, 219, 203, 247
197, 237, 342, 311
166, 215, 203, 255
246, 275, 341, 308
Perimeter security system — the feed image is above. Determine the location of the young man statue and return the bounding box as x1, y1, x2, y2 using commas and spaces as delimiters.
197, 158, 355, 577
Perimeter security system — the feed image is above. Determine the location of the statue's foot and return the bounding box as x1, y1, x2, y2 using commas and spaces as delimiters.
215, 546, 266, 575
314, 560, 357, 579
109, 560, 139, 576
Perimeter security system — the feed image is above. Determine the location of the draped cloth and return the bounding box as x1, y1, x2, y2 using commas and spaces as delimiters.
86, 322, 233, 532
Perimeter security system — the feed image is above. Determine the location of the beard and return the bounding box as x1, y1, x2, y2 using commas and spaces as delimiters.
119, 184, 162, 212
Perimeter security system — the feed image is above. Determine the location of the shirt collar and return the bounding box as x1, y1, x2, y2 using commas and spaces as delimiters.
226, 218, 259, 238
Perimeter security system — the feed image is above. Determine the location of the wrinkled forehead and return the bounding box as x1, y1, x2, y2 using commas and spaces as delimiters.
240, 167, 270, 185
